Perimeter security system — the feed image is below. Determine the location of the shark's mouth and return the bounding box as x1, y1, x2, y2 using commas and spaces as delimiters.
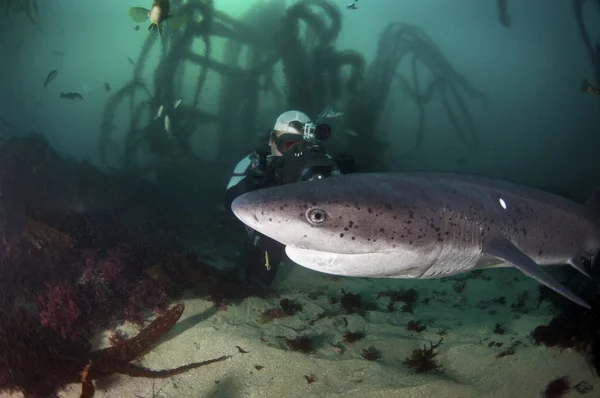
284, 246, 425, 278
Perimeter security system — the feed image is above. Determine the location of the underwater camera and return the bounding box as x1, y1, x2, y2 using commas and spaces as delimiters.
271, 131, 339, 184
302, 122, 332, 142
271, 142, 340, 184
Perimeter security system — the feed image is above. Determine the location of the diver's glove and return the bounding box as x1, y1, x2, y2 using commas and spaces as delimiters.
246, 151, 265, 177
246, 150, 273, 189
244, 225, 261, 247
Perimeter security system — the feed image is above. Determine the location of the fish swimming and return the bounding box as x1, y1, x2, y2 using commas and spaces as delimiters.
581, 78, 600, 101
128, 0, 185, 37
231, 172, 600, 309
317, 105, 344, 121
59, 92, 83, 100
164, 115, 172, 135
43, 70, 57, 88
154, 105, 164, 119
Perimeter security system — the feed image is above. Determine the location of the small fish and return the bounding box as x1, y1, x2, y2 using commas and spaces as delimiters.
318, 106, 344, 120
134, 25, 140, 31
51, 50, 65, 57
59, 92, 83, 100
154, 105, 164, 119
347, 0, 358, 10
173, 99, 182, 109
265, 250, 271, 271
581, 79, 600, 101
104, 82, 111, 92
344, 129, 358, 137
128, 0, 186, 38
164, 114, 172, 135
43, 70, 58, 88
325, 110, 344, 118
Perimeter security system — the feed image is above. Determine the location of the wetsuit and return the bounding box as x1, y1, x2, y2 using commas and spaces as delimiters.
224, 149, 285, 287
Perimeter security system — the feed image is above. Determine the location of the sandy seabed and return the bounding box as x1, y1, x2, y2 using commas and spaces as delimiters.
8, 263, 596, 398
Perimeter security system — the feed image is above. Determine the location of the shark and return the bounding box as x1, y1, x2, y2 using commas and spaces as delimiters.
231, 172, 600, 309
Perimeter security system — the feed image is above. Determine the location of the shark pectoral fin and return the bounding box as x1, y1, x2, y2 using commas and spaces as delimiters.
567, 256, 591, 278
128, 7, 150, 23
484, 237, 591, 310
148, 23, 156, 31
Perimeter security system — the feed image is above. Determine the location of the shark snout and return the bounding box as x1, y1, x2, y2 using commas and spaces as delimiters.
231, 194, 260, 227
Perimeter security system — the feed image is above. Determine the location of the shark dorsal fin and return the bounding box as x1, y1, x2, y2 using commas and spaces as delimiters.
483, 237, 590, 309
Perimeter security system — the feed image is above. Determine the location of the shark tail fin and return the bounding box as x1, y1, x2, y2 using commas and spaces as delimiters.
585, 187, 600, 214
586, 188, 600, 269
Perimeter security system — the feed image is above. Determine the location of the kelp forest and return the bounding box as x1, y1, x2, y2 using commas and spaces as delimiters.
99, 0, 487, 174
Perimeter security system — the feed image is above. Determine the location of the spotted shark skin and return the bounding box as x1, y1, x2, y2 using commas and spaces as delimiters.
231, 172, 600, 309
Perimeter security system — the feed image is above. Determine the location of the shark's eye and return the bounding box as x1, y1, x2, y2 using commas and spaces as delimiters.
306, 208, 327, 225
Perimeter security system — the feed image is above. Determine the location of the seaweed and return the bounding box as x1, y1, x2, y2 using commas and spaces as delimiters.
361, 346, 381, 361
378, 288, 418, 312
543, 376, 570, 398
407, 320, 427, 333
531, 293, 600, 376
452, 280, 466, 294
511, 291, 529, 312
573, 0, 600, 88
343, 331, 366, 343
285, 335, 314, 353
304, 374, 317, 384
340, 289, 376, 315
99, 0, 485, 178
493, 323, 505, 335
258, 298, 302, 323
0, 303, 230, 397
402, 339, 443, 373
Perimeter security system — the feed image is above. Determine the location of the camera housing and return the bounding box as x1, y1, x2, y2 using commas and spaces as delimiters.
270, 141, 339, 184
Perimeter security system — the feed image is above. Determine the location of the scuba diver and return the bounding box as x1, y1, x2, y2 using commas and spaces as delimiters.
224, 108, 355, 287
